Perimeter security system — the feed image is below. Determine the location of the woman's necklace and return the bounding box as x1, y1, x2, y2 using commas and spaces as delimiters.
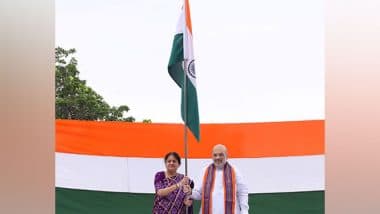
166, 172, 178, 181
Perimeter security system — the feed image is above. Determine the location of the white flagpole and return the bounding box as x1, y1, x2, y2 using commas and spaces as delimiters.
182, 0, 189, 214
183, 58, 189, 214
183, 0, 189, 179
183, 2, 189, 214
183, 61, 188, 177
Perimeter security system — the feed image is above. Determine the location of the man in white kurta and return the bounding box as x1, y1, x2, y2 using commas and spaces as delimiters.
190, 144, 249, 214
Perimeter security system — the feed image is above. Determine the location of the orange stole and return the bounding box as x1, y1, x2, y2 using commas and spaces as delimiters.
201, 163, 236, 214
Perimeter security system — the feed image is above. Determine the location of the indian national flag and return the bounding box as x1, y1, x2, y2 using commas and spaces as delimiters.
168, 0, 200, 141
55, 119, 325, 214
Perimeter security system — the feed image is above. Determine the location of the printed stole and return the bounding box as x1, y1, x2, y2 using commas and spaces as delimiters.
201, 162, 236, 214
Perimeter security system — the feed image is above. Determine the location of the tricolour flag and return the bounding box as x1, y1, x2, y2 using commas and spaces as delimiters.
168, 0, 200, 141
55, 119, 325, 213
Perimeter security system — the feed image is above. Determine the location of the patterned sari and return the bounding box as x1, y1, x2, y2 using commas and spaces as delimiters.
153, 171, 193, 214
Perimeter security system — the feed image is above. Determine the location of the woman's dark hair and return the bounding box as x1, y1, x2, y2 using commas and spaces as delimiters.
164, 152, 181, 165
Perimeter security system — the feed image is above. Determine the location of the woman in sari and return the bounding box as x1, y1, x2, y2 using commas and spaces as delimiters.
153, 152, 193, 214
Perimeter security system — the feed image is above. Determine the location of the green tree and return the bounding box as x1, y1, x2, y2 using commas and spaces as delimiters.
105, 105, 135, 122
55, 47, 135, 122
142, 119, 152, 123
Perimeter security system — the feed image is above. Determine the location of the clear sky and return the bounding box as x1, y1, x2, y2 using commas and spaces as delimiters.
56, 0, 324, 123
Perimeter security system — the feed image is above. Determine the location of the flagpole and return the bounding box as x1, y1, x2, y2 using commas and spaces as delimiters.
183, 60, 188, 177
183, 0, 189, 179
183, 62, 189, 214
183, 2, 190, 214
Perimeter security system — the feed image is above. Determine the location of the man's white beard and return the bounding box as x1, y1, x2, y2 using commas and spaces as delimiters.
215, 161, 226, 169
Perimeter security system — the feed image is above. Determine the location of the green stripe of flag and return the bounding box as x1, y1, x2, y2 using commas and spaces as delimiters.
56, 187, 324, 214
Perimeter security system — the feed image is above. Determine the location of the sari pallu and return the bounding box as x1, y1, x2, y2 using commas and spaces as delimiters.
153, 171, 193, 214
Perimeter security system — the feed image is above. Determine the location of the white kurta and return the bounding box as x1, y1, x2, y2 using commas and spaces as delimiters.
191, 164, 249, 214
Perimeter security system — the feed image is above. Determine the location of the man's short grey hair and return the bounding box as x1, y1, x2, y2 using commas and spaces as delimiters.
212, 144, 228, 159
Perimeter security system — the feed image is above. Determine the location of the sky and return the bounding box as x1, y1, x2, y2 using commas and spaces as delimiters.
56, 0, 324, 123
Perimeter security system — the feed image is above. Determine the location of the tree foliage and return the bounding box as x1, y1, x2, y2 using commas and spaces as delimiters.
55, 47, 135, 122
142, 119, 152, 123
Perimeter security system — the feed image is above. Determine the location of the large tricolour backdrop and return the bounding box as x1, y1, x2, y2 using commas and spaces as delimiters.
56, 119, 324, 213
